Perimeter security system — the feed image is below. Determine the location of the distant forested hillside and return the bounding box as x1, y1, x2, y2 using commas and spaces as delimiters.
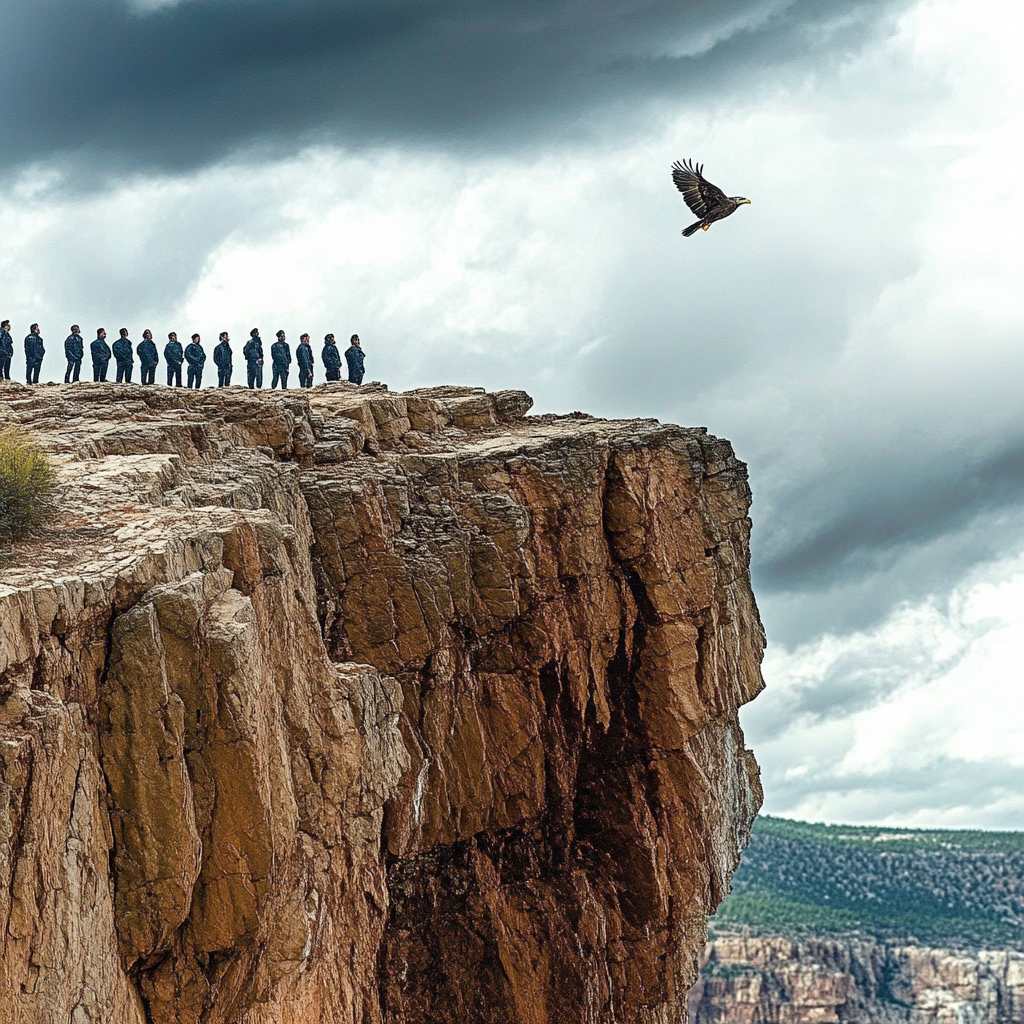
714, 816, 1024, 949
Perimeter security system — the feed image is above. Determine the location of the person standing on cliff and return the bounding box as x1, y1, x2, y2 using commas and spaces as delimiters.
164, 332, 184, 387
243, 328, 264, 389
296, 333, 314, 388
63, 325, 84, 383
137, 329, 159, 385
24, 324, 44, 384
214, 332, 233, 387
185, 333, 206, 389
91, 328, 111, 381
344, 334, 365, 385
270, 330, 291, 389
112, 328, 134, 384
0, 320, 15, 381
322, 333, 341, 381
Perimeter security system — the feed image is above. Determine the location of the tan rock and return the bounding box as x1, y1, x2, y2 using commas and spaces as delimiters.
0, 381, 763, 1023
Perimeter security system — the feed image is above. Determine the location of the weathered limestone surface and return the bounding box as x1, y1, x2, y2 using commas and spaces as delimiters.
690, 935, 1024, 1024
0, 380, 764, 1023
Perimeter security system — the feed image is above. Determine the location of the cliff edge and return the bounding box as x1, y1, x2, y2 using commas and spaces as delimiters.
0, 381, 764, 1024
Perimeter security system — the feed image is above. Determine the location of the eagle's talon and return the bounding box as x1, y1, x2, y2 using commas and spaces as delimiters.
702, 224, 710, 232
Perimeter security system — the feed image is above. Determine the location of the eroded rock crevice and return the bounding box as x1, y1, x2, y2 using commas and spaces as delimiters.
0, 382, 763, 1023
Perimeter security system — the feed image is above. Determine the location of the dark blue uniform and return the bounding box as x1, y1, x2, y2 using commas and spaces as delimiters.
91, 337, 111, 381
213, 340, 233, 387
112, 337, 134, 383
138, 339, 159, 384
322, 339, 341, 381
243, 336, 264, 389
296, 341, 314, 388
24, 333, 45, 384
0, 329, 13, 380
270, 339, 291, 389
164, 340, 184, 386
185, 341, 206, 389
344, 344, 365, 385
64, 333, 84, 383
137, 338, 159, 385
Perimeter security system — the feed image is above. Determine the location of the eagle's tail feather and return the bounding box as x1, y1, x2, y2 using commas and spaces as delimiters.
682, 220, 704, 237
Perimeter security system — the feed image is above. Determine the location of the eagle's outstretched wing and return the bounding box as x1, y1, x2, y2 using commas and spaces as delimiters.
671, 159, 728, 218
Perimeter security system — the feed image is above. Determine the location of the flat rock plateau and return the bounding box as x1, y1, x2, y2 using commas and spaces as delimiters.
0, 381, 764, 1024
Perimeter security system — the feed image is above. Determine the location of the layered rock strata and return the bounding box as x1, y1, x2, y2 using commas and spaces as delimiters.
690, 935, 1024, 1023
0, 381, 764, 1023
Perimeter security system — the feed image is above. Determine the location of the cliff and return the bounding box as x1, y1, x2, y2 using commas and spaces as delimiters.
690, 934, 1024, 1023
0, 381, 764, 1024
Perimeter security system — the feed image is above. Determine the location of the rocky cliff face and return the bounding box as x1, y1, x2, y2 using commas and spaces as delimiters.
690, 935, 1024, 1024
0, 381, 764, 1024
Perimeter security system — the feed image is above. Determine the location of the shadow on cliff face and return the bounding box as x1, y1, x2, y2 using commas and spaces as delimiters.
372, 429, 765, 1023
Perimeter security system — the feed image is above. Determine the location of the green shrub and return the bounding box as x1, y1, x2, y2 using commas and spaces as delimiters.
0, 428, 59, 545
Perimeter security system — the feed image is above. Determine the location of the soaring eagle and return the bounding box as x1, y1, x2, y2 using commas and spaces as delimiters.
671, 159, 751, 236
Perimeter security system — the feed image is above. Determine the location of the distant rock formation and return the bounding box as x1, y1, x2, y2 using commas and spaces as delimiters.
0, 381, 764, 1023
690, 935, 1024, 1023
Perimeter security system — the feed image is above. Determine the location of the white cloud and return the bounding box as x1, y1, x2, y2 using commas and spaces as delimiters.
749, 553, 1024, 827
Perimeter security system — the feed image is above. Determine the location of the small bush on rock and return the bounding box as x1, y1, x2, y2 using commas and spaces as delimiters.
0, 427, 59, 545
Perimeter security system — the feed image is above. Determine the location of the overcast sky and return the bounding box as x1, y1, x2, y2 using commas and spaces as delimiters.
2, 0, 1021, 829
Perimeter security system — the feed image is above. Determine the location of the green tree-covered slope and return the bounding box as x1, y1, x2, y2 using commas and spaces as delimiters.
714, 816, 1024, 949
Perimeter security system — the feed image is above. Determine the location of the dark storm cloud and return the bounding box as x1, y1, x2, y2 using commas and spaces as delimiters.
745, 431, 1024, 646
758, 435, 1024, 594
0, 0, 903, 182
760, 516, 1021, 646
752, 659, 906, 733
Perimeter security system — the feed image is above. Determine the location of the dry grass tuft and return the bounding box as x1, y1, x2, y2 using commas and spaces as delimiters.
0, 427, 59, 547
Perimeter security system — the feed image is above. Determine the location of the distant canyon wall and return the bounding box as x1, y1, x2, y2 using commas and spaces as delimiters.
691, 934, 1024, 1024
